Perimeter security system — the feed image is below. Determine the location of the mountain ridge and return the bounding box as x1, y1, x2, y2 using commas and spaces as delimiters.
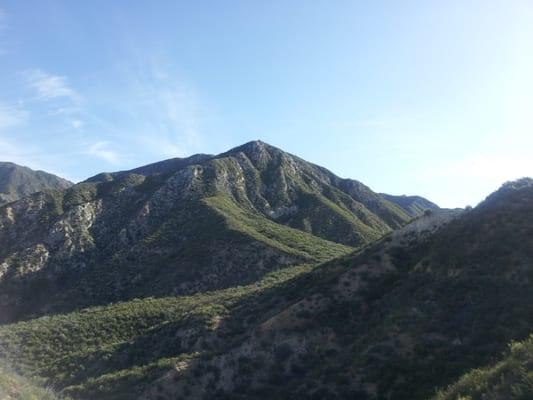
0, 161, 72, 206
380, 193, 440, 217
0, 141, 433, 323
0, 143, 531, 399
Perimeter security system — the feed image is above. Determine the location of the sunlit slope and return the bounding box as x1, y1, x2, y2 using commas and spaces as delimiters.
433, 335, 533, 400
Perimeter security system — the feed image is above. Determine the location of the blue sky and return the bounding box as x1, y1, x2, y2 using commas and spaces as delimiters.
0, 1, 532, 207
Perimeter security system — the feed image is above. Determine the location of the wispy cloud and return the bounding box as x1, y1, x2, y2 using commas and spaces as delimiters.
0, 102, 27, 130
23, 68, 85, 129
105, 52, 206, 159
24, 69, 80, 103
128, 67, 203, 157
86, 141, 121, 164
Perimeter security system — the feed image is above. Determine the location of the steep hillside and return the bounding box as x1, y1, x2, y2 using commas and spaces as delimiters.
381, 193, 439, 217
145, 179, 532, 400
140, 179, 533, 400
0, 162, 72, 206
0, 141, 411, 323
0, 179, 531, 400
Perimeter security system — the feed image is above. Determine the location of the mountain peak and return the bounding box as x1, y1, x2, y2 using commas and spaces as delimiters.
217, 140, 283, 169
225, 139, 277, 155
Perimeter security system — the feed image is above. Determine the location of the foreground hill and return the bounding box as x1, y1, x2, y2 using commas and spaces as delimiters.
433, 334, 533, 400
0, 162, 72, 206
0, 141, 422, 323
0, 179, 531, 400
142, 178, 532, 400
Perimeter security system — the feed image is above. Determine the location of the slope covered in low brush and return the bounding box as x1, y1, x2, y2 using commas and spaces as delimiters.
433, 334, 533, 400
0, 265, 318, 400
142, 179, 533, 400
0, 141, 412, 323
0, 179, 531, 400
0, 361, 63, 400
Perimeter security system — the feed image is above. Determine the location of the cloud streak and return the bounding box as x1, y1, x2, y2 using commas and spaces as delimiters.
24, 69, 80, 103
130, 72, 203, 157
86, 141, 121, 164
105, 52, 207, 159
23, 68, 85, 129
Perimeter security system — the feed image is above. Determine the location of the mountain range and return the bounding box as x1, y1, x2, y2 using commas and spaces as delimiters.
0, 141, 436, 323
0, 141, 531, 400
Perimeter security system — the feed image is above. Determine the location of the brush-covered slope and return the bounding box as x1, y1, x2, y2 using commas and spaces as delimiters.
0, 141, 411, 323
0, 265, 316, 400
0, 179, 530, 400
433, 334, 533, 400
381, 193, 439, 217
0, 162, 72, 206
0, 361, 63, 400
139, 178, 533, 400
147, 179, 532, 399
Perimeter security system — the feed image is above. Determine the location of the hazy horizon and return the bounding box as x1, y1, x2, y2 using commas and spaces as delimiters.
1, 1, 532, 208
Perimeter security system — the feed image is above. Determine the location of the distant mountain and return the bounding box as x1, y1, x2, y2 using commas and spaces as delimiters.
380, 193, 439, 217
0, 162, 72, 206
0, 141, 421, 323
